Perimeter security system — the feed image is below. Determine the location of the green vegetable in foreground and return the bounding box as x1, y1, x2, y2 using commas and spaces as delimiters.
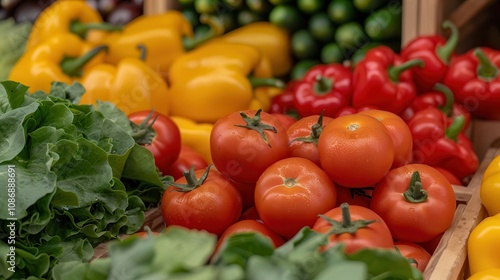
0, 80, 169, 279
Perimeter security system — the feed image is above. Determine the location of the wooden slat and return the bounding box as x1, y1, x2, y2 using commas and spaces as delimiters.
446, 0, 497, 31
143, 0, 169, 15
418, 0, 444, 36
401, 0, 419, 47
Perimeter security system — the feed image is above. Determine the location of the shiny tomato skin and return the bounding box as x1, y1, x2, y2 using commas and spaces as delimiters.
312, 204, 394, 254
210, 110, 291, 184
254, 157, 337, 240
358, 109, 413, 168
161, 168, 243, 236
335, 186, 373, 208
168, 144, 208, 180
370, 164, 456, 243
129, 111, 181, 175
271, 113, 298, 130
433, 166, 462, 185
286, 114, 334, 166
318, 113, 395, 188
239, 206, 262, 222
394, 241, 432, 272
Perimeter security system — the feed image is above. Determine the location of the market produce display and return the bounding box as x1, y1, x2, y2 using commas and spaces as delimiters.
3, 0, 500, 279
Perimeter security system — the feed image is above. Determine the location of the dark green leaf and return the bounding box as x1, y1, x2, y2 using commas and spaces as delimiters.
121, 144, 163, 186
96, 100, 133, 135
212, 232, 274, 269
48, 81, 86, 104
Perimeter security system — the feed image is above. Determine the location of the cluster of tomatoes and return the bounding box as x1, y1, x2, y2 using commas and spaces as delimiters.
138, 108, 458, 272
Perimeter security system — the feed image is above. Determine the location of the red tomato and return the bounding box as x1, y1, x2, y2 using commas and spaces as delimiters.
230, 179, 256, 211
210, 109, 290, 184
433, 166, 462, 185
254, 157, 337, 240
286, 114, 334, 166
394, 241, 432, 272
358, 109, 413, 168
129, 111, 181, 175
318, 113, 395, 188
161, 166, 243, 236
271, 113, 298, 130
214, 220, 285, 254
240, 207, 262, 222
312, 203, 394, 254
168, 144, 208, 180
335, 186, 373, 208
370, 164, 456, 243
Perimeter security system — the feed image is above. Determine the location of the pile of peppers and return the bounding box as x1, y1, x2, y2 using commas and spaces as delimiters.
8, 0, 292, 163
270, 20, 482, 184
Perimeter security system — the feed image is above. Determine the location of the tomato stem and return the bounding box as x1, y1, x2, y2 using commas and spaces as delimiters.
319, 203, 376, 235
130, 109, 158, 144
403, 171, 428, 203
289, 111, 325, 146
166, 164, 212, 192
283, 177, 297, 188
234, 109, 277, 147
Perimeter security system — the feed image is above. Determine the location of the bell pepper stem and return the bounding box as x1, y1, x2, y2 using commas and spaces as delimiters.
167, 164, 213, 192
403, 171, 428, 203
388, 59, 425, 82
319, 203, 376, 235
70, 20, 123, 39
445, 115, 466, 142
234, 109, 277, 147
474, 48, 499, 81
313, 75, 334, 95
436, 21, 459, 65
434, 83, 455, 117
248, 76, 285, 89
183, 14, 225, 51
289, 111, 324, 145
60, 45, 108, 77
137, 44, 147, 61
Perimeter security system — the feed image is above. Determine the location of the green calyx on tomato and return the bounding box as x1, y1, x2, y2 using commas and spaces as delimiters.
289, 111, 325, 146
318, 203, 376, 235
234, 109, 278, 146
403, 171, 429, 203
166, 164, 212, 192
130, 109, 158, 144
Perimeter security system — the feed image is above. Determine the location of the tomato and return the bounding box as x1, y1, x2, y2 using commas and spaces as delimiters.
358, 109, 413, 168
394, 241, 432, 272
129, 110, 181, 175
210, 109, 290, 184
240, 207, 262, 222
254, 157, 337, 240
335, 186, 373, 208
214, 220, 285, 255
161, 166, 243, 236
370, 164, 456, 243
168, 144, 208, 180
433, 166, 462, 185
312, 203, 394, 254
318, 113, 395, 188
271, 113, 298, 130
286, 113, 334, 167
230, 179, 256, 211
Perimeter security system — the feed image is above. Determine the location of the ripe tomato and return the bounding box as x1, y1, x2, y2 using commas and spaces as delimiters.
335, 186, 373, 208
254, 157, 337, 240
394, 241, 432, 272
312, 203, 394, 254
129, 110, 181, 175
240, 207, 262, 222
433, 166, 462, 185
286, 113, 334, 167
214, 220, 285, 255
318, 113, 395, 188
161, 166, 243, 236
229, 179, 257, 211
370, 164, 456, 243
210, 109, 290, 184
271, 113, 298, 130
358, 109, 413, 168
168, 144, 208, 180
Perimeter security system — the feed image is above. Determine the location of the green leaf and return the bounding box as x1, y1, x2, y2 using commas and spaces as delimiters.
16, 247, 51, 278
212, 232, 274, 269
48, 81, 86, 104
0, 80, 31, 111
51, 261, 89, 280
314, 261, 367, 280
0, 101, 38, 163
107, 235, 157, 280
96, 100, 133, 135
0, 241, 14, 279
246, 256, 286, 280
59, 238, 94, 263
121, 144, 163, 186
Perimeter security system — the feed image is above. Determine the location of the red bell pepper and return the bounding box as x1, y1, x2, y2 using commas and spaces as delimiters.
292, 63, 352, 118
408, 107, 478, 181
401, 21, 459, 93
444, 47, 500, 120
400, 83, 471, 128
334, 105, 378, 118
352, 46, 424, 115
269, 80, 300, 117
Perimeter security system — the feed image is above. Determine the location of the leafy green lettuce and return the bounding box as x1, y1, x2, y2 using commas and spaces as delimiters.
0, 81, 169, 279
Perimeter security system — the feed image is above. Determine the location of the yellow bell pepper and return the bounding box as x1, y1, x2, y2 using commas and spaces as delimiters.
203, 22, 293, 77
79, 46, 170, 116
103, 11, 224, 79
480, 154, 500, 216
468, 213, 500, 275
468, 269, 500, 280
168, 42, 284, 123
9, 33, 106, 93
170, 116, 213, 164
26, 0, 121, 49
